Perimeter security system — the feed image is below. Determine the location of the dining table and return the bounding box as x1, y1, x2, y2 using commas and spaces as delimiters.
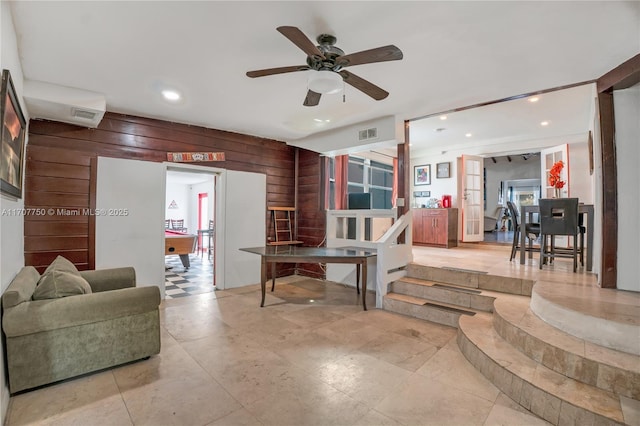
239, 245, 377, 310
520, 203, 594, 271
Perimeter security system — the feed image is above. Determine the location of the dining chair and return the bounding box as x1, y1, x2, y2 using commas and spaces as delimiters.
539, 198, 580, 272
171, 219, 186, 232
507, 201, 540, 261
165, 219, 170, 229
207, 220, 214, 260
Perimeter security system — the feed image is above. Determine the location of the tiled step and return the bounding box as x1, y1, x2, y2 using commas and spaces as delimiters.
493, 296, 640, 400
383, 292, 478, 328
390, 277, 497, 312
458, 313, 627, 426
406, 263, 534, 296
530, 281, 640, 356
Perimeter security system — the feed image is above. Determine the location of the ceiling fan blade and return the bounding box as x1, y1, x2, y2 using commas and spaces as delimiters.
336, 45, 403, 67
277, 26, 325, 60
339, 70, 389, 100
246, 65, 309, 78
303, 90, 321, 107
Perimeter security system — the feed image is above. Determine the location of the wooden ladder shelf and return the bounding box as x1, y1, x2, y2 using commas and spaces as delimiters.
268, 207, 303, 246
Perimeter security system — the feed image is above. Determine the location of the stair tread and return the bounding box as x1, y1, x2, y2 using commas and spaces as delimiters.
397, 276, 514, 299
399, 276, 485, 293
385, 292, 428, 305
386, 292, 479, 315
407, 263, 535, 296
495, 297, 640, 374
459, 314, 625, 423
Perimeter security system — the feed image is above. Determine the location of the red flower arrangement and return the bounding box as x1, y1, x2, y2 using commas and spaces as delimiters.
549, 160, 565, 189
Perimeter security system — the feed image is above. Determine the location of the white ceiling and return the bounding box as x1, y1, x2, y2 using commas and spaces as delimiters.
9, 1, 640, 154
408, 83, 596, 157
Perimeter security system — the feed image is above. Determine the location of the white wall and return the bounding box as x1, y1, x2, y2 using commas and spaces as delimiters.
0, 2, 27, 420
614, 85, 640, 292
410, 152, 460, 208
288, 115, 398, 156
218, 170, 265, 289
165, 181, 191, 230
411, 137, 593, 213
189, 179, 215, 232
95, 157, 166, 294
568, 137, 594, 203
590, 89, 603, 282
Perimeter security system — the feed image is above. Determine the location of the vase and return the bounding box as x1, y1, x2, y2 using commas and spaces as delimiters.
554, 188, 561, 198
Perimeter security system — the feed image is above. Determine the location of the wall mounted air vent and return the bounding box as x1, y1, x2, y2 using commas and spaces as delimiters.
71, 108, 99, 120
23, 80, 106, 128
358, 127, 378, 141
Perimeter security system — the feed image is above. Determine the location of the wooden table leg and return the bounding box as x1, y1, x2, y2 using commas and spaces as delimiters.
356, 264, 361, 295
271, 262, 276, 292
260, 257, 267, 307
361, 260, 368, 311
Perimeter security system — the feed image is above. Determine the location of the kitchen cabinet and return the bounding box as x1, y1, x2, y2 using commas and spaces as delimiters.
412, 208, 458, 248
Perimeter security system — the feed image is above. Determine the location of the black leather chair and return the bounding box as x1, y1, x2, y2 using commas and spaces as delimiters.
539, 198, 581, 272
507, 201, 540, 261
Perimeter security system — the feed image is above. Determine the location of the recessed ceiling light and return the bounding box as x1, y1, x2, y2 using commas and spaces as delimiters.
540, 121, 549, 126
313, 118, 330, 123
439, 115, 447, 120
465, 133, 473, 137
528, 97, 540, 103
161, 90, 181, 101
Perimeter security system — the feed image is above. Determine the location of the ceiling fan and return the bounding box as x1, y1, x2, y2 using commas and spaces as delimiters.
246, 26, 403, 107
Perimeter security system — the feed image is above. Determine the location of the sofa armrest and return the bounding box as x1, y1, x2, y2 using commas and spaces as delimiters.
2, 286, 160, 338
80, 267, 136, 292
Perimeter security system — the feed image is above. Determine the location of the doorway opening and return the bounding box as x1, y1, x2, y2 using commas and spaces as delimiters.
165, 169, 217, 298
483, 153, 541, 245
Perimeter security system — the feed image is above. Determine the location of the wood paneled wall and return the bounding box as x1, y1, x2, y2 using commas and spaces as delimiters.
295, 149, 326, 278
25, 112, 300, 272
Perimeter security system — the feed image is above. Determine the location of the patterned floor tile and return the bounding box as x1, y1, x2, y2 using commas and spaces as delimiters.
165, 255, 214, 299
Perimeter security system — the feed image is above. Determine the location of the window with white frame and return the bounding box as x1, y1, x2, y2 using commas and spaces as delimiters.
327, 155, 394, 209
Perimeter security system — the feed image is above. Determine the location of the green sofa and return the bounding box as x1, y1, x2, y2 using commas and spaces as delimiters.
2, 262, 161, 393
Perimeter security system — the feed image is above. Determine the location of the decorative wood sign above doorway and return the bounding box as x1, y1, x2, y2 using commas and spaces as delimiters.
167, 152, 225, 162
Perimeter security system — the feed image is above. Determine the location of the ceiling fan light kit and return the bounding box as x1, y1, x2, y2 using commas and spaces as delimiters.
246, 26, 403, 107
307, 70, 343, 95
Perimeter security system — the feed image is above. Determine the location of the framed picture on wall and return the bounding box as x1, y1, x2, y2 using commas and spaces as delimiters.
436, 162, 451, 179
1, 69, 26, 199
414, 164, 431, 185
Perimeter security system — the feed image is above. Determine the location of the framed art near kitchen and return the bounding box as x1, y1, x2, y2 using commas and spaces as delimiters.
436, 162, 451, 179
1, 69, 26, 199
414, 164, 431, 185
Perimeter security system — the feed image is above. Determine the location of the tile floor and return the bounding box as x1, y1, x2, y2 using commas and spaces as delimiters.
165, 254, 214, 299
6, 273, 552, 425
482, 230, 515, 244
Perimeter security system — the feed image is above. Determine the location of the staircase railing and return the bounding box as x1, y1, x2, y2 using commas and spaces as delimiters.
326, 209, 413, 308
374, 212, 413, 308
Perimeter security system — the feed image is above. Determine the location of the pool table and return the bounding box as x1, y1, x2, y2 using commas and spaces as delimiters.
165, 230, 198, 269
